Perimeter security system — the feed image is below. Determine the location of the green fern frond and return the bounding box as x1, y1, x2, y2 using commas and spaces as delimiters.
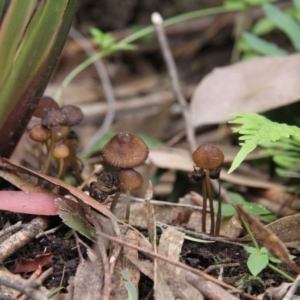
228, 113, 300, 173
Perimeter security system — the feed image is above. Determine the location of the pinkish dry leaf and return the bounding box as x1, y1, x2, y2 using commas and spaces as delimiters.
0, 191, 63, 215
190, 54, 300, 127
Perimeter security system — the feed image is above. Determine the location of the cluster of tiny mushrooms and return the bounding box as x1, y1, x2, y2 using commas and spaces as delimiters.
29, 96, 84, 181
30, 98, 224, 234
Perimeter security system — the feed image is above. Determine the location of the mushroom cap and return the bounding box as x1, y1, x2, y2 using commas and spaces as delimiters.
33, 96, 59, 118
53, 144, 70, 159
102, 133, 149, 168
29, 124, 51, 142
60, 105, 84, 126
41, 108, 66, 127
192, 144, 224, 170
118, 168, 143, 190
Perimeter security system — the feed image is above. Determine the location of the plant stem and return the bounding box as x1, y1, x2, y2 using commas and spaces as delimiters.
267, 263, 295, 282
205, 170, 214, 235
241, 215, 259, 249
42, 128, 56, 175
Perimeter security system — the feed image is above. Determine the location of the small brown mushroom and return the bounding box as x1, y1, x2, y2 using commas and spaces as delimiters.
192, 144, 224, 171
29, 124, 51, 143
60, 105, 84, 127
52, 143, 70, 179
191, 144, 224, 236
118, 168, 143, 222
41, 108, 66, 127
102, 133, 149, 169
33, 96, 59, 118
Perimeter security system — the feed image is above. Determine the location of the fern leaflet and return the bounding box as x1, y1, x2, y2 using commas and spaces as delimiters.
228, 113, 300, 173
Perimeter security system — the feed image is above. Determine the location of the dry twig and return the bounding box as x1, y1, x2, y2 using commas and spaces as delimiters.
152, 12, 196, 152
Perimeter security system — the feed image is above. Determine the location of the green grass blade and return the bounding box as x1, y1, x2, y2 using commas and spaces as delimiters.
263, 3, 300, 51
0, 0, 36, 89
242, 32, 288, 56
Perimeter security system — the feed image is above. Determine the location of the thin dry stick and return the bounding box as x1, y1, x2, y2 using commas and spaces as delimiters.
69, 27, 117, 153
0, 270, 46, 300
152, 12, 196, 153
95, 230, 256, 300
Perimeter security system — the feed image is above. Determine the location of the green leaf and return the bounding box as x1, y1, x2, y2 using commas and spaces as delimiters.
242, 32, 287, 56
228, 113, 300, 173
263, 3, 300, 51
56, 199, 96, 242
121, 269, 138, 300
252, 18, 275, 35
247, 249, 269, 276
220, 204, 236, 217
293, 0, 300, 10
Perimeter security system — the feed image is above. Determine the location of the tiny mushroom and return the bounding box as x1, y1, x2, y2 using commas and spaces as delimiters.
102, 133, 149, 222
33, 95, 59, 118
192, 144, 224, 236
29, 124, 51, 143
60, 105, 84, 127
102, 132, 149, 168
52, 143, 70, 179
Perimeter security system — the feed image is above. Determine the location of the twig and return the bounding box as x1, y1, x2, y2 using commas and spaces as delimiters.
0, 217, 49, 262
35, 224, 63, 238
0, 270, 46, 300
152, 12, 196, 152
69, 27, 117, 153
0, 221, 22, 238
95, 229, 256, 300
282, 274, 300, 300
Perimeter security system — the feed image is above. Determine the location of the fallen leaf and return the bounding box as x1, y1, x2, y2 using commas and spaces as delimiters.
14, 253, 52, 273
155, 227, 203, 300
190, 54, 300, 127
0, 191, 61, 215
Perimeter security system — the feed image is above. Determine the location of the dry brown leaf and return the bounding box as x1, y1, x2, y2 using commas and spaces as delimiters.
110, 230, 140, 300
236, 205, 300, 274
73, 259, 103, 300
190, 54, 300, 127
155, 227, 203, 300
266, 214, 300, 251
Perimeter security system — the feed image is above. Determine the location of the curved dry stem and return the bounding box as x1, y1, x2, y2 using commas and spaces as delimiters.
215, 178, 222, 236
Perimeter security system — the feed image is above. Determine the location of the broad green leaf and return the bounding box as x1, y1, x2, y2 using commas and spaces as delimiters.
263, 3, 300, 51
220, 204, 236, 217
247, 250, 269, 276
293, 0, 300, 11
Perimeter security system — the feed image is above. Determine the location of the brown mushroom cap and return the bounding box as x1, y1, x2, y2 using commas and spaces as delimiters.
60, 105, 84, 126
33, 96, 60, 118
53, 144, 70, 159
118, 168, 143, 190
29, 124, 51, 142
192, 144, 224, 170
41, 108, 66, 127
102, 133, 149, 168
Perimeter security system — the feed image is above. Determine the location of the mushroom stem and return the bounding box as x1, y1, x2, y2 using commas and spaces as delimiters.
42, 128, 56, 175
201, 179, 207, 234
215, 179, 222, 236
110, 192, 120, 213
125, 189, 131, 223
57, 158, 65, 179
205, 170, 215, 235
